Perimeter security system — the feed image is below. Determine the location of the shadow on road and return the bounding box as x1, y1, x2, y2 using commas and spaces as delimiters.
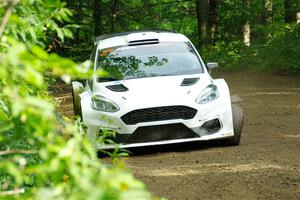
97, 140, 228, 157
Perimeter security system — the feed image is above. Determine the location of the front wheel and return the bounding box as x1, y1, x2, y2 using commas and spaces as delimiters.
222, 104, 243, 146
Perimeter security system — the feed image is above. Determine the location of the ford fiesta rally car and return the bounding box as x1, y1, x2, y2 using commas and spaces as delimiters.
72, 30, 243, 149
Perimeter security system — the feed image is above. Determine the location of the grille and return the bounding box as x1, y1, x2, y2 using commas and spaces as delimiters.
121, 106, 197, 125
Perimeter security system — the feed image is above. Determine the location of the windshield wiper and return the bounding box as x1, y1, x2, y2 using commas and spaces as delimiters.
159, 69, 202, 76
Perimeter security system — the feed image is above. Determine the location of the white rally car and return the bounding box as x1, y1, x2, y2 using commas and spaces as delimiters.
72, 30, 243, 149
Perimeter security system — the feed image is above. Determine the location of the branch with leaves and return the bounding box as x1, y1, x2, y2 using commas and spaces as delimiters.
0, 0, 19, 38
0, 150, 38, 156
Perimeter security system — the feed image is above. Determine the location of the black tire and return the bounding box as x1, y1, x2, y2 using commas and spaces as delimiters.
222, 104, 243, 146
71, 82, 82, 119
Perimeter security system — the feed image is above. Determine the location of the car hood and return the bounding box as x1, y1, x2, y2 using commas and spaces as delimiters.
92, 74, 212, 108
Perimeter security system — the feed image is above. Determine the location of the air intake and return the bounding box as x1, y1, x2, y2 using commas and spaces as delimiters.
181, 78, 200, 86
128, 39, 159, 46
106, 84, 128, 92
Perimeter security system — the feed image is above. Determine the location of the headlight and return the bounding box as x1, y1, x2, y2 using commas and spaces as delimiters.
196, 84, 219, 104
91, 95, 119, 112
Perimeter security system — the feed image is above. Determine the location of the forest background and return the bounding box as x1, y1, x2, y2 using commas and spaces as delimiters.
0, 0, 299, 199
62, 0, 300, 72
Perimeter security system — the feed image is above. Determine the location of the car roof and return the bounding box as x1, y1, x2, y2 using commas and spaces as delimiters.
95, 30, 190, 50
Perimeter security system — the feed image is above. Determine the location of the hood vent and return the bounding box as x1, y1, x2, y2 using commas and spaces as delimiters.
128, 39, 159, 46
106, 84, 128, 92
181, 78, 200, 86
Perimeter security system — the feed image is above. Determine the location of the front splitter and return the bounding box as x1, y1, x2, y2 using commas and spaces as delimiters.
97, 135, 232, 150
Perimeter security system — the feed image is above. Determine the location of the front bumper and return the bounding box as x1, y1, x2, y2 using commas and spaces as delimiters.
81, 79, 234, 147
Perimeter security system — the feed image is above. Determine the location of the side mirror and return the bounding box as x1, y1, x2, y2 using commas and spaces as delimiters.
207, 62, 219, 74
207, 62, 219, 70
72, 81, 85, 94
72, 81, 85, 117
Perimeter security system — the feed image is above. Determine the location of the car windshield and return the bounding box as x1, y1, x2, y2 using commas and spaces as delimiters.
97, 42, 203, 80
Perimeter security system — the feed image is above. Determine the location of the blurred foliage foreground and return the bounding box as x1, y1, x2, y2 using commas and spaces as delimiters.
0, 0, 152, 199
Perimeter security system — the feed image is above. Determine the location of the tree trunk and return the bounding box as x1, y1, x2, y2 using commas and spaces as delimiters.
74, 0, 82, 39
284, 0, 296, 23
196, 0, 209, 48
243, 22, 250, 46
208, 0, 218, 45
243, 0, 250, 46
262, 0, 272, 25
94, 0, 102, 36
259, 0, 272, 41
110, 0, 118, 33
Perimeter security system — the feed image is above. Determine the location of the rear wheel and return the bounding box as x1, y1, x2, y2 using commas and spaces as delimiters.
222, 104, 243, 146
72, 82, 83, 118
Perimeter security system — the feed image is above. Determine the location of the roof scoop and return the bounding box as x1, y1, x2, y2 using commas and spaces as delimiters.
181, 78, 200, 86
106, 84, 128, 92
127, 32, 160, 46
128, 39, 159, 46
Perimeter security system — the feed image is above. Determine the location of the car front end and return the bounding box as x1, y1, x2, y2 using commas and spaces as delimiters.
77, 31, 235, 148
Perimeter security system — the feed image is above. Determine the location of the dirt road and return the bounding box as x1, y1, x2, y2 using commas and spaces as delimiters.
52, 71, 300, 200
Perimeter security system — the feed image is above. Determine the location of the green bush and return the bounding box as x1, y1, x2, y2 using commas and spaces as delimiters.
201, 24, 300, 73
0, 1, 152, 199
